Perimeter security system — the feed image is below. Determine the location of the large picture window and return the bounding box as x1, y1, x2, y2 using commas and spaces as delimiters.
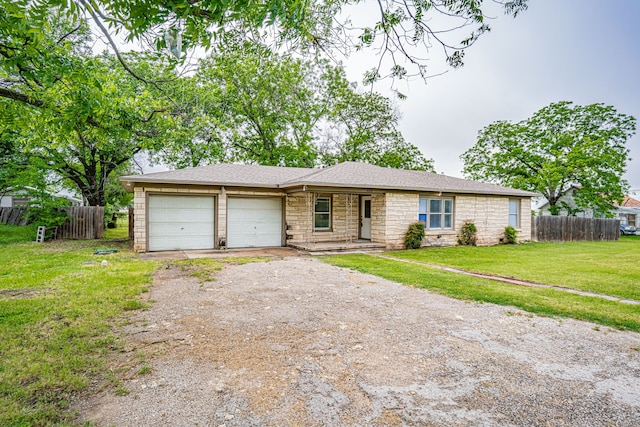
509, 199, 520, 227
314, 197, 331, 230
419, 197, 453, 229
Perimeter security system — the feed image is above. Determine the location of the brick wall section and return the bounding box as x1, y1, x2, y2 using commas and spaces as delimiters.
455, 195, 531, 246
382, 192, 420, 250
370, 193, 386, 244
218, 192, 227, 244
285, 193, 359, 244
133, 187, 146, 251
374, 193, 532, 249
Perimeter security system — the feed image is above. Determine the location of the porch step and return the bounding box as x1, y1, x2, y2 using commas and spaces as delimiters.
287, 240, 386, 254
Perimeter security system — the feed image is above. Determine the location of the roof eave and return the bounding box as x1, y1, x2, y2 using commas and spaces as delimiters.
119, 176, 280, 189
280, 181, 536, 197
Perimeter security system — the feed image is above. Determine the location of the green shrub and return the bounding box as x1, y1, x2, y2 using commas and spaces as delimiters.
25, 191, 70, 228
457, 220, 477, 246
404, 221, 425, 249
504, 225, 518, 244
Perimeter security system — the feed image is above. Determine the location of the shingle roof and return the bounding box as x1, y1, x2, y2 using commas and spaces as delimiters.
621, 195, 640, 207
121, 162, 536, 197
120, 163, 313, 187
280, 162, 535, 196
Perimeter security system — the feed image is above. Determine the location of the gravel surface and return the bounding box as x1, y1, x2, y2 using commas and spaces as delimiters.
76, 257, 640, 426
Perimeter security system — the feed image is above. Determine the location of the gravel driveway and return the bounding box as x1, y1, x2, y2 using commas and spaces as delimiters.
77, 256, 640, 426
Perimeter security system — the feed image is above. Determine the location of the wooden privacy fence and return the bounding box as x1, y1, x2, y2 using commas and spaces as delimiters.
56, 206, 105, 239
0, 207, 28, 226
0, 206, 105, 239
532, 216, 620, 242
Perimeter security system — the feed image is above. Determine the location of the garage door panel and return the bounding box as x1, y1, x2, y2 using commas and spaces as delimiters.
149, 208, 213, 223
227, 197, 282, 248
148, 195, 215, 251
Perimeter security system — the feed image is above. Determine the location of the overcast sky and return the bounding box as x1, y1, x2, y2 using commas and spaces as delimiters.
343, 0, 640, 194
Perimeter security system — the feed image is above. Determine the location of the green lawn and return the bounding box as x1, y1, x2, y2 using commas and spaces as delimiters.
103, 214, 130, 240
386, 237, 640, 300
0, 224, 38, 245
0, 224, 156, 426
321, 239, 640, 332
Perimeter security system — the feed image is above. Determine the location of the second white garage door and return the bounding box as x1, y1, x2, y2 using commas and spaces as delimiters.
227, 197, 282, 248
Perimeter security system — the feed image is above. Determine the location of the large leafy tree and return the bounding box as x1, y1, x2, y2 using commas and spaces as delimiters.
0, 129, 41, 197
461, 101, 636, 215
320, 68, 434, 170
0, 12, 178, 206
155, 40, 433, 170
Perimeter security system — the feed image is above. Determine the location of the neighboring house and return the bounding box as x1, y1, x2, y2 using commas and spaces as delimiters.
120, 162, 535, 252
615, 195, 640, 227
536, 186, 639, 222
536, 185, 603, 218
0, 192, 29, 208
0, 188, 82, 208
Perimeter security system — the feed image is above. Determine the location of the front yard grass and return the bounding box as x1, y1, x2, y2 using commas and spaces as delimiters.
322, 240, 640, 332
0, 225, 156, 426
0, 224, 267, 426
0, 223, 38, 245
387, 238, 640, 301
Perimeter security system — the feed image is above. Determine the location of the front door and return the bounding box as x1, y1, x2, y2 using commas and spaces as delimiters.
360, 196, 371, 239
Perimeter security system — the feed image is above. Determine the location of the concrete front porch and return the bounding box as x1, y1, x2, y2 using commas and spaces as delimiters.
287, 239, 386, 254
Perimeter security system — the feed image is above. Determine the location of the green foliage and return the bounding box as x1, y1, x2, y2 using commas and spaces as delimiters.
457, 220, 477, 246
404, 221, 425, 249
24, 189, 71, 228
461, 101, 636, 215
321, 253, 640, 332
504, 226, 518, 244
320, 69, 434, 170
1, 0, 529, 83
156, 39, 433, 170
0, 8, 179, 206
0, 238, 156, 425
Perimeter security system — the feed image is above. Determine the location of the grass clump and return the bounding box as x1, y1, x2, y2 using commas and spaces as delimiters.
0, 224, 38, 245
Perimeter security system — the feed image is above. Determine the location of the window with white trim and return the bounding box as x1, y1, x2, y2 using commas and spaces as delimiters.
314, 197, 331, 230
419, 197, 453, 229
509, 199, 519, 227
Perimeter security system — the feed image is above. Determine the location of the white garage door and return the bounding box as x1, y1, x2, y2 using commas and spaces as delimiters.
148, 195, 215, 251
227, 197, 282, 248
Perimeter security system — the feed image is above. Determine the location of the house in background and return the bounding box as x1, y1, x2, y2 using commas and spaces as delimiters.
0, 190, 30, 208
535, 185, 605, 218
615, 195, 640, 227
0, 188, 82, 208
120, 162, 535, 252
535, 185, 640, 223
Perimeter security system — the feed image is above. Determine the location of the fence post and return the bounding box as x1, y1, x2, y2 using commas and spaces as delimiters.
128, 207, 134, 240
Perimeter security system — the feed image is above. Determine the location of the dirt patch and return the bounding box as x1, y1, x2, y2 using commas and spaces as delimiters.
0, 288, 50, 299
76, 257, 640, 426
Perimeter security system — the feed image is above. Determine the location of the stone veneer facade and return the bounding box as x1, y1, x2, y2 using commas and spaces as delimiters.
133, 185, 531, 252
285, 192, 361, 245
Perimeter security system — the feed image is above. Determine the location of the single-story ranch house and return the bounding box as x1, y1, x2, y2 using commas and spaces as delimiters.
120, 162, 535, 252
